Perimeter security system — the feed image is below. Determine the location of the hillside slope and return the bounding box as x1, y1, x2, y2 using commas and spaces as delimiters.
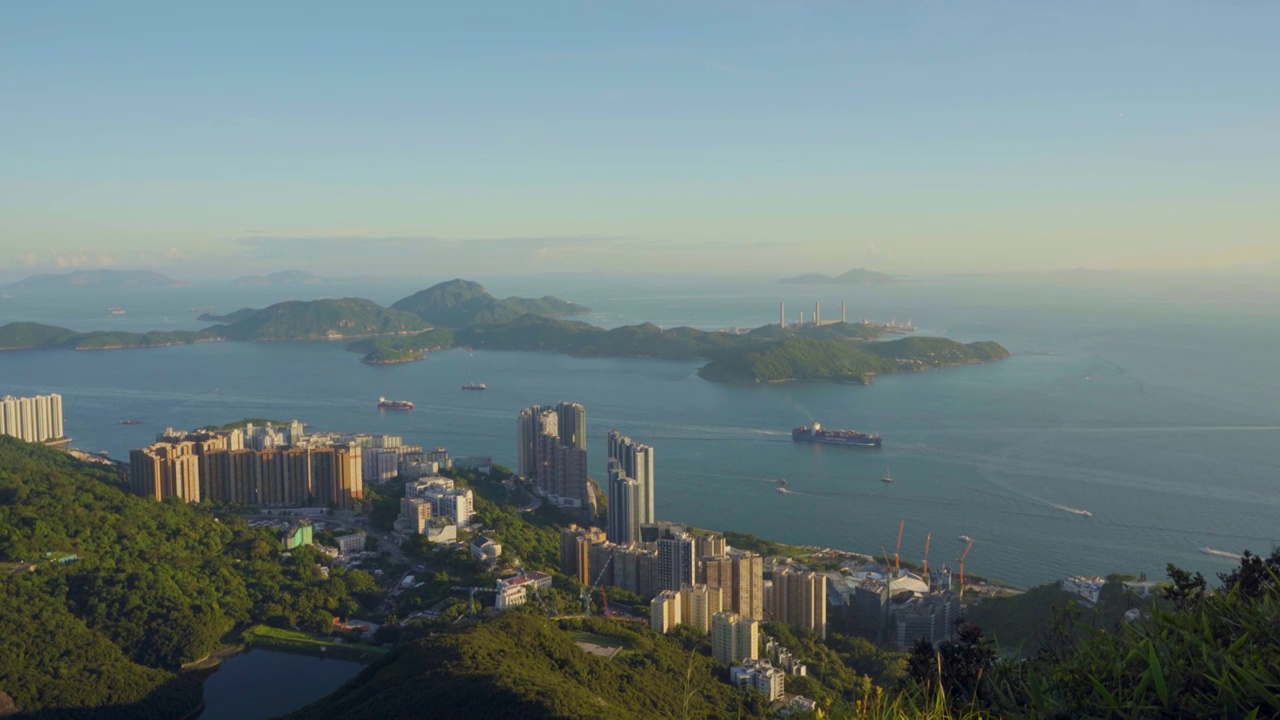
391, 279, 589, 328
210, 298, 427, 341
283, 613, 745, 720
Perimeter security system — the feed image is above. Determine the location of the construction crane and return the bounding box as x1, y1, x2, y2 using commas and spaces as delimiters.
894, 519, 905, 571
958, 538, 976, 599
581, 549, 617, 617
880, 545, 894, 575
922, 532, 932, 578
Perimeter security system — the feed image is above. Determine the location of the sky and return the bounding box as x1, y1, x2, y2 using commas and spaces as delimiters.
1, 1, 1278, 278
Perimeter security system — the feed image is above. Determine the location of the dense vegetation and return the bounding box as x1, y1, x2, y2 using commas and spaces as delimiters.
0, 438, 377, 717
895, 553, 1280, 718
209, 297, 428, 341
0, 321, 214, 351
962, 574, 1153, 655
283, 611, 751, 720
348, 328, 456, 364
390, 279, 589, 328
196, 307, 257, 323
779, 267, 897, 285
698, 336, 1007, 384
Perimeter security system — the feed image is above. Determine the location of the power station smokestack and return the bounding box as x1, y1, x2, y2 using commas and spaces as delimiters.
842, 301, 846, 323
780, 302, 786, 328
815, 301, 820, 326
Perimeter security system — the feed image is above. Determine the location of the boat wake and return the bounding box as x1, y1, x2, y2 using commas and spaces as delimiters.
1050, 503, 1092, 517
1200, 547, 1244, 561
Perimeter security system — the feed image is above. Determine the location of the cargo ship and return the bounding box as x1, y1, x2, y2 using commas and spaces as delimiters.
377, 397, 413, 411
461, 383, 487, 391
792, 423, 882, 447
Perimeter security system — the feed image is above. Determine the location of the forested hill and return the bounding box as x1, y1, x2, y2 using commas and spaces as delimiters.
389, 279, 590, 327
208, 297, 428, 341
0, 438, 379, 719
283, 612, 745, 720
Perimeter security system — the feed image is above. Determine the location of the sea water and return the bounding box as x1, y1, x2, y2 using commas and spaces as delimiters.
1, 274, 1277, 587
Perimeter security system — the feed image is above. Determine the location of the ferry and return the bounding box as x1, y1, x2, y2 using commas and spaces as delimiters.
108, 307, 126, 316
461, 383, 487, 391
377, 397, 414, 411
117, 419, 144, 426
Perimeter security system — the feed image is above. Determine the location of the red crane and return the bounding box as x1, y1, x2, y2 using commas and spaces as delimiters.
958, 538, 976, 599
894, 519, 905, 572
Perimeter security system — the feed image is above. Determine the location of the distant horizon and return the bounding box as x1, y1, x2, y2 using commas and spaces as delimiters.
4, 3, 1278, 279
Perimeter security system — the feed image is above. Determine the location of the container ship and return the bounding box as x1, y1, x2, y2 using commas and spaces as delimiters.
792, 423, 882, 447
461, 383, 487, 391
377, 397, 414, 411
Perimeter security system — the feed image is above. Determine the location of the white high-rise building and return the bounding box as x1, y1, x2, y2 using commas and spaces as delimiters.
0, 393, 65, 443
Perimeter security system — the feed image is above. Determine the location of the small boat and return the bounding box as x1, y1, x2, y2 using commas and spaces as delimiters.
772, 478, 787, 485
881, 467, 894, 483
1077, 510, 1092, 517
959, 535, 973, 543
776, 487, 789, 494
461, 383, 487, 391
108, 307, 126, 316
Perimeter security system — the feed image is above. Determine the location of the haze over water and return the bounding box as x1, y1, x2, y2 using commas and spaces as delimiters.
1, 274, 1277, 587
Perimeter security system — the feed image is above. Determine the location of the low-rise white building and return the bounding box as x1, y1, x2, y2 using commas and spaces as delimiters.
729, 658, 786, 702
494, 572, 552, 610
335, 532, 367, 557
1062, 575, 1107, 605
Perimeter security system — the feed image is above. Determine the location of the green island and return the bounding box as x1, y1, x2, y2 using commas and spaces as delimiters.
4, 436, 1280, 718
0, 279, 1008, 384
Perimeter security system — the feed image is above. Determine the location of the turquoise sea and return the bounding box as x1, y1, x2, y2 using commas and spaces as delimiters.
2, 274, 1277, 587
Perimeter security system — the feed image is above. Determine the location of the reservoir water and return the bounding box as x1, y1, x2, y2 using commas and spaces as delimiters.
1, 275, 1277, 586
197, 649, 362, 720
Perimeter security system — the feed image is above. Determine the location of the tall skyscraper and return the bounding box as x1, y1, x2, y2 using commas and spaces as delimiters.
607, 468, 643, 545
516, 405, 543, 477
559, 524, 607, 584
712, 612, 760, 665
518, 403, 591, 508
606, 430, 654, 524
680, 583, 724, 634
0, 393, 64, 444
770, 568, 828, 639
656, 531, 696, 592
651, 590, 682, 634
703, 552, 764, 620
556, 402, 586, 450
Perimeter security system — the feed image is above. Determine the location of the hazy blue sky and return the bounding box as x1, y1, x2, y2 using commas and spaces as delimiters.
2, 1, 1277, 277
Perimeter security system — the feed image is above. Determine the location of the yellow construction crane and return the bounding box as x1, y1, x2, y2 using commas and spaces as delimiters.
894, 519, 905, 571
958, 538, 976, 599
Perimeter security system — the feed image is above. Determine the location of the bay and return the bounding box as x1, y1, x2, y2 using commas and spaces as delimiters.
1, 275, 1277, 587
